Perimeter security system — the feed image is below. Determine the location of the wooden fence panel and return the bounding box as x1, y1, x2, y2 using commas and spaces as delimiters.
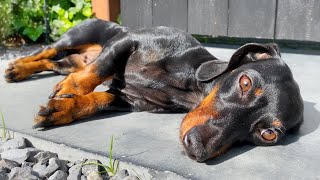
188, 0, 228, 36
228, 0, 276, 39
276, 0, 320, 41
120, 0, 320, 42
121, 0, 152, 29
152, 0, 188, 31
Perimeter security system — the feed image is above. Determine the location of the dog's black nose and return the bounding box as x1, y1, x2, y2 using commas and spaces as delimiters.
183, 127, 208, 162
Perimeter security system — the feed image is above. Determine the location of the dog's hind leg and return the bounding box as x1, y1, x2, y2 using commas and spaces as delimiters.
33, 34, 135, 127
4, 19, 126, 82
4, 44, 102, 82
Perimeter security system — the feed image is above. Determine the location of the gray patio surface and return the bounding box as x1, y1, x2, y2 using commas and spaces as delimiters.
0, 45, 319, 179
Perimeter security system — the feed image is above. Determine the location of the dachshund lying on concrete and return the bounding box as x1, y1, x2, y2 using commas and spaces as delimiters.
4, 19, 303, 162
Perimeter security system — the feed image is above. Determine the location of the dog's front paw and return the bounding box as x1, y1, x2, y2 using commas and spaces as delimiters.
33, 97, 77, 128
49, 73, 92, 99
4, 63, 33, 82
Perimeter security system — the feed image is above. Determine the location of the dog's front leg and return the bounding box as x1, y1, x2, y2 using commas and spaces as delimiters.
33, 92, 115, 128
35, 33, 135, 127
49, 64, 111, 98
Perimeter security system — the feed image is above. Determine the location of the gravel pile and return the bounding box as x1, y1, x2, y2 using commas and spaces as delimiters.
0, 137, 139, 180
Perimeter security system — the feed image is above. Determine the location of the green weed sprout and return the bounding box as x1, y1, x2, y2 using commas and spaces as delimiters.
82, 135, 119, 176
0, 111, 12, 141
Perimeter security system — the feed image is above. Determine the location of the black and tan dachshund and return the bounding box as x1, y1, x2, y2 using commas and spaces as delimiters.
4, 19, 304, 162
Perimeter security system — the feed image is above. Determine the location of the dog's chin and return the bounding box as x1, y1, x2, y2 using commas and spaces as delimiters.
185, 150, 208, 162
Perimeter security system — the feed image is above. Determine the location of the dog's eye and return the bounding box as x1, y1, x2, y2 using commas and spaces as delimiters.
239, 75, 252, 92
261, 128, 277, 141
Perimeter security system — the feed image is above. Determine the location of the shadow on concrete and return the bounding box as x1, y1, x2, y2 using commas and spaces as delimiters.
205, 100, 320, 165
38, 111, 131, 131
205, 143, 255, 166
280, 101, 320, 145
36, 100, 319, 165
10, 72, 60, 83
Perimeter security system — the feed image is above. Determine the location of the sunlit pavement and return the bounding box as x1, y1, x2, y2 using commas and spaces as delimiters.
0, 45, 319, 179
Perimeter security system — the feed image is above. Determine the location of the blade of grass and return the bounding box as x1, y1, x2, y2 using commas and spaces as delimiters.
1, 111, 6, 140
109, 135, 114, 168
82, 135, 119, 177
82, 162, 110, 171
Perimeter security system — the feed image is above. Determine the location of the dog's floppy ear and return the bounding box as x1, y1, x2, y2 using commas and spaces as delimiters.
195, 60, 228, 82
196, 43, 281, 82
226, 43, 281, 72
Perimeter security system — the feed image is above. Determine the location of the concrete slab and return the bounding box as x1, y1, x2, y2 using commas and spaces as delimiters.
0, 45, 319, 179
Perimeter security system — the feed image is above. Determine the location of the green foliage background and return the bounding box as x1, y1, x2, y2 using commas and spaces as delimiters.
0, 0, 14, 41
0, 0, 93, 43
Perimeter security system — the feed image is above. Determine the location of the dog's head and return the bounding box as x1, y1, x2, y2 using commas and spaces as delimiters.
180, 43, 304, 162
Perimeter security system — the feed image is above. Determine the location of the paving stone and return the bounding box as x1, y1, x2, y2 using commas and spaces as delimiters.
48, 170, 68, 180
1, 148, 39, 164
32, 151, 58, 163
67, 164, 82, 180
8, 167, 40, 180
87, 172, 103, 180
81, 159, 102, 177
0, 159, 19, 171
0, 137, 28, 152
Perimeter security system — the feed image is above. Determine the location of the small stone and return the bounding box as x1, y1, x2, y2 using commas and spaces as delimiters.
101, 175, 109, 180
44, 158, 60, 177
56, 159, 69, 172
118, 169, 129, 178
48, 170, 68, 180
123, 175, 140, 180
0, 159, 19, 171
74, 159, 87, 165
1, 148, 39, 164
25, 148, 43, 162
67, 162, 74, 168
110, 169, 129, 180
21, 162, 35, 168
123, 175, 139, 180
81, 175, 87, 180
32, 151, 58, 163
32, 161, 47, 178
33, 157, 67, 178
0, 137, 28, 152
8, 167, 40, 180
87, 172, 103, 180
67, 164, 82, 180
82, 159, 103, 177
0, 167, 7, 173
0, 169, 8, 180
